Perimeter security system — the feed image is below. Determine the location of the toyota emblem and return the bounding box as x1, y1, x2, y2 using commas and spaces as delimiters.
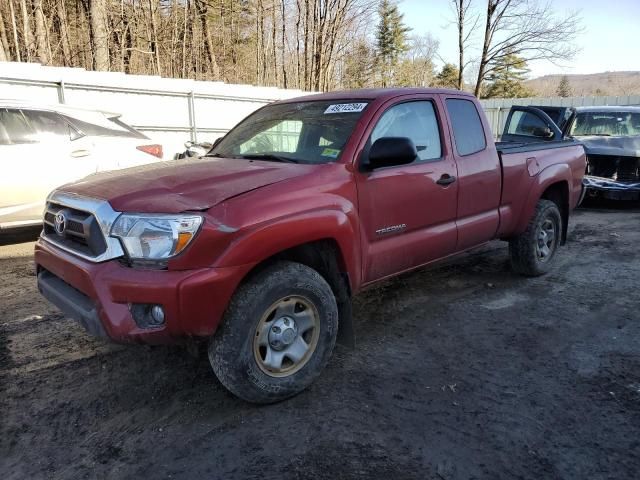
54, 212, 66, 235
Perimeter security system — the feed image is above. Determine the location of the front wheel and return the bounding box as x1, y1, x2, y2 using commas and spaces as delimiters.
509, 199, 562, 277
209, 261, 338, 404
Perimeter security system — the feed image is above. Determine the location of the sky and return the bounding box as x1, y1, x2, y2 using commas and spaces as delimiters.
398, 0, 640, 79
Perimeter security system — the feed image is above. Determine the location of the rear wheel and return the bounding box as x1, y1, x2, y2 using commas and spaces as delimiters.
509, 199, 562, 277
209, 261, 338, 404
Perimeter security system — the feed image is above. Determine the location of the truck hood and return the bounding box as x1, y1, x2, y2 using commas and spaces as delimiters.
59, 156, 314, 212
577, 135, 640, 158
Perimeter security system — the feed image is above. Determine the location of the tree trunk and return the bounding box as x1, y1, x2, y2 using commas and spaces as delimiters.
148, 0, 161, 75
256, 0, 262, 83
90, 0, 110, 71
197, 0, 220, 79
457, 1, 464, 90
55, 0, 72, 66
8, 0, 21, 61
281, 0, 287, 88
0, 7, 11, 61
303, 0, 310, 89
32, 0, 49, 64
182, 0, 189, 77
474, 1, 494, 97
19, 0, 34, 61
271, 0, 278, 86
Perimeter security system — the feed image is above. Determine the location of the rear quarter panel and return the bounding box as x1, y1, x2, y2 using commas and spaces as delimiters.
497, 143, 586, 238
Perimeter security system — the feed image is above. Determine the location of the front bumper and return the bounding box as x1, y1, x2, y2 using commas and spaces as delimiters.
35, 238, 251, 344
583, 176, 640, 200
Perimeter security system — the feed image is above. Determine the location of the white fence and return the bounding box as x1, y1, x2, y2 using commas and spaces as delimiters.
0, 62, 307, 156
3, 61, 640, 150
480, 95, 640, 137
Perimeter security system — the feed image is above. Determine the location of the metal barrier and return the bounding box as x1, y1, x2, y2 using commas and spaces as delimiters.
3, 63, 639, 146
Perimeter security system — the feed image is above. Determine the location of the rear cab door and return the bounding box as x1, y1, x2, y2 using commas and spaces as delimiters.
442, 95, 502, 250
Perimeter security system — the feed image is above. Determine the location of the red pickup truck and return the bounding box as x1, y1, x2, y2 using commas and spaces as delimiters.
35, 88, 586, 403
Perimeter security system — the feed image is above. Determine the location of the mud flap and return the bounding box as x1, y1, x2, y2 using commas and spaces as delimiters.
335, 272, 355, 349
336, 296, 355, 349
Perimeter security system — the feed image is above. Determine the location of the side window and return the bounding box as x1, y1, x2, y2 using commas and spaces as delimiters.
371, 101, 442, 161
0, 108, 38, 144
446, 99, 487, 156
22, 110, 71, 140
507, 110, 548, 137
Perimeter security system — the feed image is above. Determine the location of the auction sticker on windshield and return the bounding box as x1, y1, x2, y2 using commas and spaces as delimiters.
321, 148, 341, 158
324, 103, 368, 114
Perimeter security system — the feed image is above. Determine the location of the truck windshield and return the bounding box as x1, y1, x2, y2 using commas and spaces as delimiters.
210, 100, 368, 164
571, 111, 640, 137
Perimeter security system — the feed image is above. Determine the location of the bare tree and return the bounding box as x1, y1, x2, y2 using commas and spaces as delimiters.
394, 34, 439, 87
451, 0, 479, 90
196, 1, 219, 79
0, 0, 375, 91
474, 0, 581, 97
32, 0, 49, 64
55, 0, 72, 66
7, 0, 21, 62
0, 7, 10, 61
89, 0, 110, 71
19, 0, 34, 61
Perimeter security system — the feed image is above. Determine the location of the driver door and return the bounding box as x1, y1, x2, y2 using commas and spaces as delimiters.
355, 97, 459, 284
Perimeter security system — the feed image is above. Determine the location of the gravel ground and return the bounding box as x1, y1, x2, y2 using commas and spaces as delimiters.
1, 207, 639, 479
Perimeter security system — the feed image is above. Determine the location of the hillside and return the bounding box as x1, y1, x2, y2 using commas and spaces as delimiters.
525, 71, 640, 97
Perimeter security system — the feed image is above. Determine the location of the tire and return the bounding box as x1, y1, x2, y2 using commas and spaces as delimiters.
209, 261, 338, 404
509, 199, 563, 277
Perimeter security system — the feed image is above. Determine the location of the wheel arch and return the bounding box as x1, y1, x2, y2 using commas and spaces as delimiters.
513, 163, 572, 243
239, 238, 355, 348
540, 180, 570, 245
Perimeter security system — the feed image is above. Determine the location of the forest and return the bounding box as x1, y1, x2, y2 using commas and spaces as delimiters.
0, 0, 584, 98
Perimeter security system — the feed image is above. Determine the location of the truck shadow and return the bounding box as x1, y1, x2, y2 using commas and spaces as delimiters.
580, 197, 640, 211
0, 226, 41, 246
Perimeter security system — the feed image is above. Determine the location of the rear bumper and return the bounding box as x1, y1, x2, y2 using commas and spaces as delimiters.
34, 238, 251, 344
583, 176, 640, 200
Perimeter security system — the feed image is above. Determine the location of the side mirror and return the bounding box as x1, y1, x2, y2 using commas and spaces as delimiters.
367, 137, 417, 170
532, 127, 554, 139
212, 136, 224, 148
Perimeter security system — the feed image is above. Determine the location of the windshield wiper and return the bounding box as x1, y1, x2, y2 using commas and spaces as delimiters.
236, 154, 299, 163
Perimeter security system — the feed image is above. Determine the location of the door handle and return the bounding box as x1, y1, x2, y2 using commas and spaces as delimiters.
436, 174, 456, 186
71, 149, 90, 158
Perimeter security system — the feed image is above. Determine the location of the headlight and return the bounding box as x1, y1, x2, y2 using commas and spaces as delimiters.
111, 214, 202, 260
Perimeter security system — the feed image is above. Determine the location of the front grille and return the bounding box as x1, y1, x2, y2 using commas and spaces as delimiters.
587, 154, 640, 182
43, 202, 107, 257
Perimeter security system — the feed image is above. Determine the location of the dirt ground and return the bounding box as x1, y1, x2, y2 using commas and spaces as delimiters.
1, 206, 639, 480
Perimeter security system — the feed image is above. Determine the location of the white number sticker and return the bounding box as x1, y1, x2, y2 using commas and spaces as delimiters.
324, 103, 368, 114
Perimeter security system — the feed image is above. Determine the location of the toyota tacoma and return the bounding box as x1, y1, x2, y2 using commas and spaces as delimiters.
35, 88, 586, 403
